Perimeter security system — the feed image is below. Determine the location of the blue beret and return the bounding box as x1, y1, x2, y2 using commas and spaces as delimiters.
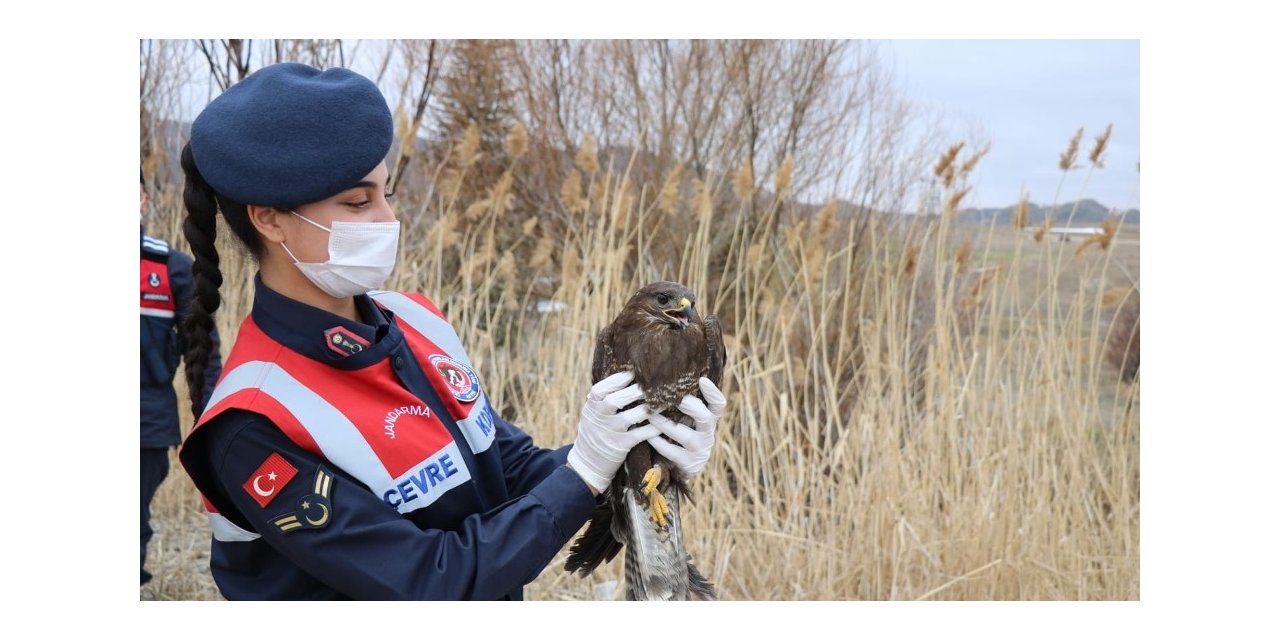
190, 62, 393, 208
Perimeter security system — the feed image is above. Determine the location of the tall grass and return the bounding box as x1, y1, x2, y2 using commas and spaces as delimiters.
144, 140, 1138, 601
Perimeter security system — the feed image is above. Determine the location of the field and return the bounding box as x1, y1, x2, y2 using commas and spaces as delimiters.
141, 178, 1139, 601
140, 40, 1138, 601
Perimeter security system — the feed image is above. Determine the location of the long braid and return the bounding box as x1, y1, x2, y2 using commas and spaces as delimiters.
179, 144, 223, 419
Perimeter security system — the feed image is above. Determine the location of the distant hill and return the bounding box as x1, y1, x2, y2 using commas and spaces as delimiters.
958, 199, 1139, 226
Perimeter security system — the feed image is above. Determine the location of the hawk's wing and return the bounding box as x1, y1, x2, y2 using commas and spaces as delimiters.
704, 314, 726, 388
565, 321, 628, 578
591, 322, 617, 384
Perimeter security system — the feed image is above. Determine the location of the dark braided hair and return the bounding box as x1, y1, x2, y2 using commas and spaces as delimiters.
178, 143, 263, 420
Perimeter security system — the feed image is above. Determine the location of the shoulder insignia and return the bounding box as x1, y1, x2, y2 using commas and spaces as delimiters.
141, 235, 171, 255
271, 466, 336, 534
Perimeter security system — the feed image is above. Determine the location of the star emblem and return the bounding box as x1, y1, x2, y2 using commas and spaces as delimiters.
271, 466, 336, 534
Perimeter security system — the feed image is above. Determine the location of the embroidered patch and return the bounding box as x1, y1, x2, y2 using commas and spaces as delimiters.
271, 466, 336, 534
242, 452, 298, 509
324, 326, 370, 357
429, 354, 481, 403
147, 272, 161, 287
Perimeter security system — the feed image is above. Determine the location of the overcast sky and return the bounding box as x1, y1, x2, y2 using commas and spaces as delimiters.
881, 39, 1140, 211
162, 39, 1138, 213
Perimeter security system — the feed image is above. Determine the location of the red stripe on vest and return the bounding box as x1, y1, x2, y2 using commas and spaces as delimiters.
372, 293, 486, 424
222, 388, 327, 459
400, 322, 482, 420
403, 291, 445, 317
195, 308, 460, 479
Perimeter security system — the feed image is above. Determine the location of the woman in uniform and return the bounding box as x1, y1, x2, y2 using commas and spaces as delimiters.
176, 62, 724, 600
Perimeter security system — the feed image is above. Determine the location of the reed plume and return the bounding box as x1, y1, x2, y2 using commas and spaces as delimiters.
1059, 127, 1083, 171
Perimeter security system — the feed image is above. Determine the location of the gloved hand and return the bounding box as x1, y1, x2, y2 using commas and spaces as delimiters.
648, 377, 726, 477
566, 371, 658, 494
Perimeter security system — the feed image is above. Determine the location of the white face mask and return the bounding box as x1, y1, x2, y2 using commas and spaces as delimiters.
281, 211, 401, 298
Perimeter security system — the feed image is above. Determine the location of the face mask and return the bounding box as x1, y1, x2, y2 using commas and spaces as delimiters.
281, 211, 401, 298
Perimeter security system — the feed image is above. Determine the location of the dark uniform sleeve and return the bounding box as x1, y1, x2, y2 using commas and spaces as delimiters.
168, 249, 223, 409
207, 413, 595, 600
491, 412, 573, 498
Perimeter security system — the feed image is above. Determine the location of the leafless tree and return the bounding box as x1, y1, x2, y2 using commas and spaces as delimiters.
389, 39, 446, 196
195, 39, 252, 91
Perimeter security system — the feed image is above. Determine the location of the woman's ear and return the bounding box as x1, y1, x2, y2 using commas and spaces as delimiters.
247, 205, 288, 244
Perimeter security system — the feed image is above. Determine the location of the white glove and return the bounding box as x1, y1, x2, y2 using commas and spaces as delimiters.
566, 371, 658, 493
647, 377, 726, 477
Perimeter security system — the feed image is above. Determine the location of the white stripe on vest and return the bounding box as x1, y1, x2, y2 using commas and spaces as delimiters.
370, 291, 497, 454
382, 440, 471, 514
140, 307, 175, 318
210, 512, 261, 542
205, 360, 473, 516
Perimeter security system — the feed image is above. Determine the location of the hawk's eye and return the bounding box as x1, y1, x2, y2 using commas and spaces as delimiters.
656, 294, 671, 305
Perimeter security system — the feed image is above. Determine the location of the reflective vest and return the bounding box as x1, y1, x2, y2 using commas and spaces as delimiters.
140, 236, 179, 386
190, 291, 498, 542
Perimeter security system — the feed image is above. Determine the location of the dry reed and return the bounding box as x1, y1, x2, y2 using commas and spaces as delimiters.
143, 138, 1138, 603
1059, 127, 1084, 171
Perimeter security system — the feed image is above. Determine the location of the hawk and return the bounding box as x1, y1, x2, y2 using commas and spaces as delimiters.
564, 280, 726, 600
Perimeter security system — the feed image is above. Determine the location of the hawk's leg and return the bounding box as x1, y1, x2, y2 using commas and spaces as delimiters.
641, 465, 670, 527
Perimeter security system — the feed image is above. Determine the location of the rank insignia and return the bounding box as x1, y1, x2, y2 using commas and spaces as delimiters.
324, 326, 371, 357
271, 466, 336, 534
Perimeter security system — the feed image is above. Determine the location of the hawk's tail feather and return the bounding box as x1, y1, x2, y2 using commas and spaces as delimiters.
564, 491, 623, 576
675, 476, 695, 502
687, 560, 717, 600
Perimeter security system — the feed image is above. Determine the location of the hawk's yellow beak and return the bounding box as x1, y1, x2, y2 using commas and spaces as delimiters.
663, 298, 693, 324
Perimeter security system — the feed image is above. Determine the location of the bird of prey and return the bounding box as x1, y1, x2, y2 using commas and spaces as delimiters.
564, 280, 726, 600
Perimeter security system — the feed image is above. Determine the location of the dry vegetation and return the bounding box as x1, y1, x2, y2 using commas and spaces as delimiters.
140, 39, 1139, 601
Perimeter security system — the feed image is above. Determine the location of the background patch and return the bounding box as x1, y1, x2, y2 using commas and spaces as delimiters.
429, 354, 481, 403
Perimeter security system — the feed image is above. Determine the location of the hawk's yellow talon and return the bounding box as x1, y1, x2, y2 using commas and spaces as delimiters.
641, 466, 662, 494
641, 466, 669, 527
649, 492, 669, 527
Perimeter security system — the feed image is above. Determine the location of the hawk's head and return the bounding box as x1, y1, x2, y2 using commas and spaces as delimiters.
624, 281, 699, 331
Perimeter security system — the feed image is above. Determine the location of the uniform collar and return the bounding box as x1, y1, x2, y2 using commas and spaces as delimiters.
250, 274, 403, 369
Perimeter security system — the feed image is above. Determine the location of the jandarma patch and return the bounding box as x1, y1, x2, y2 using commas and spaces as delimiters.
243, 452, 299, 508
324, 326, 371, 357
271, 466, 336, 534
429, 354, 481, 403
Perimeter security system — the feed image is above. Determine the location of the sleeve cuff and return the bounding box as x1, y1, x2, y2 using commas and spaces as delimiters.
550, 444, 572, 466
527, 465, 598, 541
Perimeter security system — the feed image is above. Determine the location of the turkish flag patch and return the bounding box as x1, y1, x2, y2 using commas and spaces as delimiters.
242, 452, 298, 509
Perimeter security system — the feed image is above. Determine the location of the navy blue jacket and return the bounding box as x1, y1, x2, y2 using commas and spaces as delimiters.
140, 228, 222, 447
179, 277, 596, 600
